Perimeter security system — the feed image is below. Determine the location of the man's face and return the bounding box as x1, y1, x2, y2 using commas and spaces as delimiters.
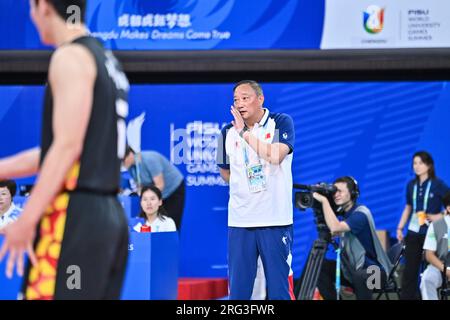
333, 182, 352, 206
29, 0, 53, 45
233, 84, 264, 121
0, 187, 12, 213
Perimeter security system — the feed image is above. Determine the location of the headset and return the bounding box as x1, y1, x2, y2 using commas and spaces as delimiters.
339, 176, 360, 201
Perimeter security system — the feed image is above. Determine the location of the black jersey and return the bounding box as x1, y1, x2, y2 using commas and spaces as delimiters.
40, 36, 129, 194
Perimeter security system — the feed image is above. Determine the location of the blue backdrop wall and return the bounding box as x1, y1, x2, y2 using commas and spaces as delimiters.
1, 81, 449, 278
0, 0, 324, 50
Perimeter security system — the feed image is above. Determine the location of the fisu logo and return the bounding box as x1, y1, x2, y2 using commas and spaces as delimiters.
363, 5, 385, 34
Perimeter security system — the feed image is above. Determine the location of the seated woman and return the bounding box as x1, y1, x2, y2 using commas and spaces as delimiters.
0, 179, 22, 233
133, 185, 177, 233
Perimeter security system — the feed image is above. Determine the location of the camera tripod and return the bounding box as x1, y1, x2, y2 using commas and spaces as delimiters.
297, 215, 354, 300
297, 236, 335, 300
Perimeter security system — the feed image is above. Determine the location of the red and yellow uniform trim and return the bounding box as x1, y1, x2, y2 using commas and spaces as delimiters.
25, 163, 80, 300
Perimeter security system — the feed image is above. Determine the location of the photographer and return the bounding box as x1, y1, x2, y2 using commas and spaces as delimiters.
312, 176, 392, 300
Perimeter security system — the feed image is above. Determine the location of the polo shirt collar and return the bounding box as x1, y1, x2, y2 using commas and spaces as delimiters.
0, 203, 16, 221
256, 108, 270, 128
418, 178, 430, 187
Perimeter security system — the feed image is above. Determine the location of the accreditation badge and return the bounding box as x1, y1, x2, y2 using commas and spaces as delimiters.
408, 212, 420, 233
246, 163, 267, 193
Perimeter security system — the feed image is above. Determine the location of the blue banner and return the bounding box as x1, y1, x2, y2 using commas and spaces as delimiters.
0, 0, 324, 50
2, 0, 450, 50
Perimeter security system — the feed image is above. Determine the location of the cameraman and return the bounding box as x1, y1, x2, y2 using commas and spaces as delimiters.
312, 176, 392, 300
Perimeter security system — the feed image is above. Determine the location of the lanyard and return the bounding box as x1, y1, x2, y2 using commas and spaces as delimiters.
412, 180, 431, 213
241, 122, 268, 167
242, 135, 251, 166
242, 139, 263, 166
335, 237, 342, 301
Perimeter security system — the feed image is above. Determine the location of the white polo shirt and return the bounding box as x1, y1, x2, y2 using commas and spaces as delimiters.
133, 216, 177, 233
0, 203, 22, 230
217, 108, 295, 227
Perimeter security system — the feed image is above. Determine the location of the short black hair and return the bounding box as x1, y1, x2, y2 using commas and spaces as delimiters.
139, 184, 168, 220
35, 0, 87, 23
233, 80, 264, 97
0, 180, 17, 200
334, 176, 360, 201
443, 191, 450, 208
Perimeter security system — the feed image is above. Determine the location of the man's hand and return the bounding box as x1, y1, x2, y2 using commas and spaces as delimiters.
312, 192, 328, 204
314, 192, 350, 234
0, 217, 38, 278
230, 105, 245, 133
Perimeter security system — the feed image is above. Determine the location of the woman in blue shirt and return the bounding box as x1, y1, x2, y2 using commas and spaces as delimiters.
396, 151, 449, 300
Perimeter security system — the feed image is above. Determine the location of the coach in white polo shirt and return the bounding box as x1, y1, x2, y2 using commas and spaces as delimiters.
0, 180, 22, 233
217, 80, 295, 300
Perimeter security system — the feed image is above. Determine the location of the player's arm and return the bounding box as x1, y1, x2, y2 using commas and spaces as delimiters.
19, 44, 96, 226
0, 148, 41, 179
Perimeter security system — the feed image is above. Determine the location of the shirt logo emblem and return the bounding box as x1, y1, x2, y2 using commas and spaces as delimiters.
283, 132, 288, 139
265, 133, 271, 139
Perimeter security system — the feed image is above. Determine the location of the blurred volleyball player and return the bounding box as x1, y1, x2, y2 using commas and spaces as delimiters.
0, 0, 129, 299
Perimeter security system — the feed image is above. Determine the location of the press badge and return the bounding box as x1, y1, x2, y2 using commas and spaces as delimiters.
246, 163, 267, 193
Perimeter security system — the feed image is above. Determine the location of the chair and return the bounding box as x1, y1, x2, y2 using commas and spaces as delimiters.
374, 242, 405, 300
